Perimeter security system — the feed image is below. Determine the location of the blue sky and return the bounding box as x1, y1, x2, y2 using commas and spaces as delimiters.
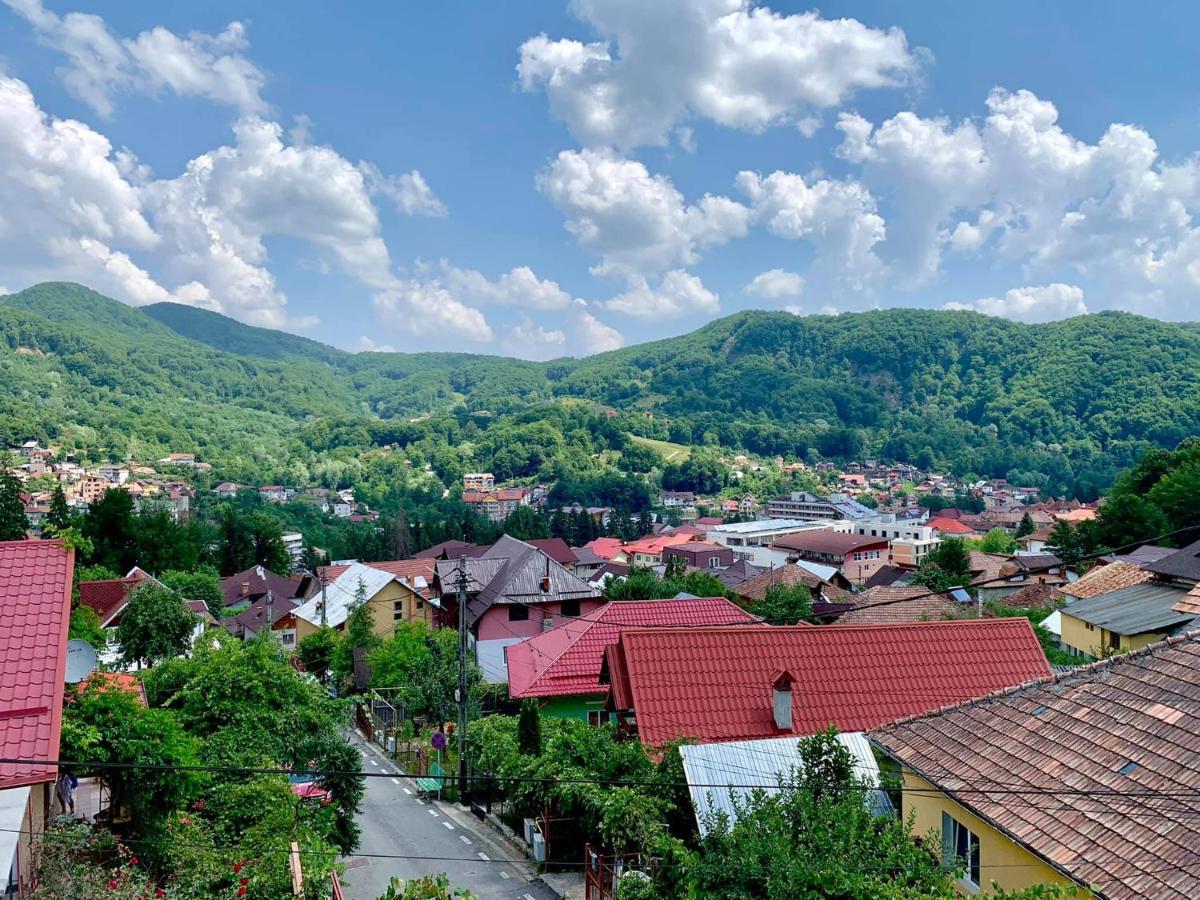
1, 1, 1198, 357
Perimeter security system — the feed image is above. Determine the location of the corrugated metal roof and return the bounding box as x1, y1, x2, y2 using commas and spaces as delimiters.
1063, 583, 1194, 635
680, 732, 892, 836
294, 562, 395, 629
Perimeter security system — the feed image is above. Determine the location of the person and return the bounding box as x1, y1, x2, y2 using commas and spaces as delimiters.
54, 771, 78, 815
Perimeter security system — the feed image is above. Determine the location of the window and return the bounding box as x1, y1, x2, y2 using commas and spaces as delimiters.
1108, 630, 1120, 650
560, 598, 581, 618
942, 812, 981, 889
587, 709, 607, 727
416, 600, 425, 610
509, 605, 529, 622
1085, 622, 1095, 631
709, 556, 720, 569
280, 632, 295, 645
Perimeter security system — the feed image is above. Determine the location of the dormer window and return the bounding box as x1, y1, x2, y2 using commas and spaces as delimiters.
771, 669, 795, 732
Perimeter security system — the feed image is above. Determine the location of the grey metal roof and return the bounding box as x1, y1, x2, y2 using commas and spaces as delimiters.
294, 562, 396, 629
1143, 539, 1200, 582
679, 732, 892, 837
1065, 583, 1195, 634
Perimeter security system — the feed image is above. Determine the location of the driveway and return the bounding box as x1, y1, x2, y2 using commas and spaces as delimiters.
340, 733, 559, 900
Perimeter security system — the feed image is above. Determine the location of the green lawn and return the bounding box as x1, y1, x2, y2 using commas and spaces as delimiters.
629, 434, 692, 462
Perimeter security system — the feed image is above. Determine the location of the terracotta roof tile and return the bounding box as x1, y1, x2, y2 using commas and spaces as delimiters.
608, 619, 1050, 745
871, 632, 1200, 900
0, 540, 74, 789
508, 598, 761, 700
835, 586, 969, 624
734, 564, 852, 603
1061, 561, 1154, 600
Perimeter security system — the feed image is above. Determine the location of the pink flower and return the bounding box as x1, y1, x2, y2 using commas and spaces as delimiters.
108, 880, 119, 890
129, 856, 138, 866
237, 889, 246, 897
233, 862, 242, 874
180, 817, 191, 826
240, 877, 249, 886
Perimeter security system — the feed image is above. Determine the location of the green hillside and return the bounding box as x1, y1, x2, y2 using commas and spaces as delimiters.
2, 281, 1199, 497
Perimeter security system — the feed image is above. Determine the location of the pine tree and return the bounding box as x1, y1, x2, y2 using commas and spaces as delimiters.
518, 699, 542, 756
46, 484, 72, 533
1015, 512, 1035, 538
0, 464, 30, 541
391, 508, 412, 559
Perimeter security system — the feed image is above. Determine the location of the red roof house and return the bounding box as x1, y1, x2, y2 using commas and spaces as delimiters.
0, 540, 75, 894
583, 537, 626, 561
78, 567, 155, 626
507, 598, 761, 716
602, 619, 1051, 746
927, 516, 977, 535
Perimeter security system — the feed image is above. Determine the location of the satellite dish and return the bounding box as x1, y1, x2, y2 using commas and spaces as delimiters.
65, 640, 98, 684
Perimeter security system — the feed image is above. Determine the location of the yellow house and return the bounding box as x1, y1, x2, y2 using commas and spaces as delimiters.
871, 632, 1200, 899
893, 769, 1086, 895
293, 561, 436, 643
1056, 582, 1191, 658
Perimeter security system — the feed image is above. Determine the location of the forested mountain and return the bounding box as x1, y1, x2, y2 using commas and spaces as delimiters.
2, 282, 1199, 497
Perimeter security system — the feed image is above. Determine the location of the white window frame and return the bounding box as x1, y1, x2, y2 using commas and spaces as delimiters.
941, 811, 981, 892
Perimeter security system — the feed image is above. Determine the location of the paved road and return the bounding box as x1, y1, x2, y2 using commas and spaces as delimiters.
340, 734, 559, 900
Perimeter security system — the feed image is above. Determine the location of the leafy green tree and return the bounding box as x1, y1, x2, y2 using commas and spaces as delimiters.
297, 626, 339, 680
160, 570, 223, 617
82, 488, 137, 573
116, 583, 195, 668
68, 603, 108, 651
502, 505, 549, 541
691, 728, 950, 899
913, 537, 973, 592
0, 462, 29, 541
977, 527, 1017, 554
377, 874, 478, 899
518, 700, 542, 756
132, 505, 204, 574
1094, 494, 1170, 551
756, 582, 815, 625
1015, 512, 1036, 538
1045, 520, 1095, 569
61, 681, 205, 840
216, 505, 291, 575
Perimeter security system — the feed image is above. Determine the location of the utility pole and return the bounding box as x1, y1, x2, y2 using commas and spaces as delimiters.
320, 570, 328, 628
455, 555, 470, 802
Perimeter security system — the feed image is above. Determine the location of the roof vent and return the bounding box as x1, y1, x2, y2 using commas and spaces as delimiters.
1031, 704, 1047, 716
771, 669, 795, 732
1118, 761, 1138, 777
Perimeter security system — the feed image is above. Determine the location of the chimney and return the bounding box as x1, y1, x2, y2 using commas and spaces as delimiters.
771, 670, 795, 732
241, 581, 250, 598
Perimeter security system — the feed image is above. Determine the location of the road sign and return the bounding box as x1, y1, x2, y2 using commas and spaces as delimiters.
431, 731, 447, 750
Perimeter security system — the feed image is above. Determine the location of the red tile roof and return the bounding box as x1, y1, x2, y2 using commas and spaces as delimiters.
526, 538, 577, 567
605, 619, 1051, 746
583, 537, 624, 561
927, 516, 976, 534
79, 575, 146, 625
508, 598, 761, 700
771, 530, 889, 555
81, 672, 146, 706
0, 540, 74, 789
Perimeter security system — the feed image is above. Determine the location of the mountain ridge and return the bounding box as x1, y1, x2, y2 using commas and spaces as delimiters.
2, 282, 1198, 495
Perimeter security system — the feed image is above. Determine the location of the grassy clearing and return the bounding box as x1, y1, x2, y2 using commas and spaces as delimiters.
629, 434, 692, 462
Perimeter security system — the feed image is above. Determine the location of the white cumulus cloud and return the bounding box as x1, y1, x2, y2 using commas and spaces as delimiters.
440, 262, 573, 310
4, 0, 267, 117
571, 299, 624, 354
357, 336, 396, 353
945, 283, 1087, 323
744, 268, 804, 299
359, 163, 447, 218
602, 269, 718, 318
538, 148, 749, 279
836, 88, 1200, 315
518, 0, 919, 149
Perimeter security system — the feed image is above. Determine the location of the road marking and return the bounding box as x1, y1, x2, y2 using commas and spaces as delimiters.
427, 808, 438, 817
413, 798, 425, 805
459, 835, 471, 844
368, 759, 378, 767
500, 872, 510, 880
399, 784, 410, 792
477, 852, 490, 861
523, 894, 535, 900
441, 821, 455, 831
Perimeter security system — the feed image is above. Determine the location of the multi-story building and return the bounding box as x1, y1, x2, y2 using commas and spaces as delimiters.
770, 531, 891, 583
463, 473, 495, 492
705, 519, 832, 567
765, 491, 878, 521
463, 486, 532, 523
